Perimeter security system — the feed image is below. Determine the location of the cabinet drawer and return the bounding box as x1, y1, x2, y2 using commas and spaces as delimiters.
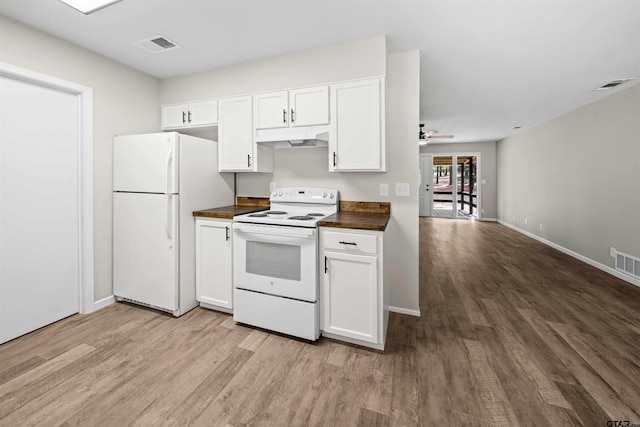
323, 231, 377, 254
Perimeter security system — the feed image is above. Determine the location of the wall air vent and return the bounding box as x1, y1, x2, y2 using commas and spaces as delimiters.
134, 35, 180, 54
612, 249, 640, 281
595, 78, 635, 91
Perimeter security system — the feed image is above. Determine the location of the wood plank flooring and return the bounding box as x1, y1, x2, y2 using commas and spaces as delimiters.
1, 218, 639, 426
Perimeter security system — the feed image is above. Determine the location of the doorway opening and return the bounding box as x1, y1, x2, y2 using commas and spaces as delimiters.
419, 153, 480, 219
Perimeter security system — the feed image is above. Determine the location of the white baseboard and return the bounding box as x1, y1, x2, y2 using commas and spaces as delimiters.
479, 217, 497, 222
93, 295, 116, 311
498, 220, 640, 289
388, 306, 421, 317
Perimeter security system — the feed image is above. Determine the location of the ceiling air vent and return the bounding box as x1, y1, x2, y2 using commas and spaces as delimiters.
595, 78, 635, 91
134, 35, 180, 54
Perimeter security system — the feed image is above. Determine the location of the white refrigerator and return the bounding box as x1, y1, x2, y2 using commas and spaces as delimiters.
113, 132, 233, 316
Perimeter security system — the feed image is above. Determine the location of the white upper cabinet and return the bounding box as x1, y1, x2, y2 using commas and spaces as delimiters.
254, 86, 329, 130
289, 86, 329, 127
162, 100, 217, 130
329, 78, 385, 172
218, 95, 273, 172
253, 91, 289, 129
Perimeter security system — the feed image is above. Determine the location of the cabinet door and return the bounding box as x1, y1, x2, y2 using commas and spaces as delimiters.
189, 100, 218, 127
218, 96, 254, 171
253, 91, 288, 129
162, 104, 188, 129
329, 79, 382, 171
289, 85, 329, 127
195, 219, 232, 309
323, 251, 378, 343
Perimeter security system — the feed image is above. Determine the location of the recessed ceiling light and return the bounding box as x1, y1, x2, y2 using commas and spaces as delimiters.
513, 126, 523, 130
58, 0, 123, 14
595, 78, 636, 91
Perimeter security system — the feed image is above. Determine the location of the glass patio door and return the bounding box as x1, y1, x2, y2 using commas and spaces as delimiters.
431, 156, 454, 217
456, 155, 478, 218
422, 154, 479, 219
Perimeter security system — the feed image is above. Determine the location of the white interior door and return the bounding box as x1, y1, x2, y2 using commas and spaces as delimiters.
113, 192, 179, 312
0, 75, 80, 344
419, 155, 433, 217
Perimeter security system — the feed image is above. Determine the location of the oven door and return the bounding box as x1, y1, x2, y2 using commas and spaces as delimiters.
233, 223, 317, 302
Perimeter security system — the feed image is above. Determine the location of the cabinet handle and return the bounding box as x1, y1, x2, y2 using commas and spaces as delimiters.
188, 111, 192, 123
283, 109, 287, 124
339, 241, 357, 246
291, 108, 295, 123
225, 226, 230, 241
182, 111, 186, 123
324, 256, 328, 273
247, 154, 252, 168
332, 152, 337, 167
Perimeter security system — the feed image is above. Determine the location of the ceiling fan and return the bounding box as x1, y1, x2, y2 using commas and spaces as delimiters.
419, 124, 454, 144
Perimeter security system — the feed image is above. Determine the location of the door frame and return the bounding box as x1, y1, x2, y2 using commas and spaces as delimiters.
419, 152, 482, 219
419, 154, 432, 217
1, 62, 95, 314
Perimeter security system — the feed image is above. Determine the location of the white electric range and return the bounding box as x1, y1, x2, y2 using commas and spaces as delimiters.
232, 187, 339, 340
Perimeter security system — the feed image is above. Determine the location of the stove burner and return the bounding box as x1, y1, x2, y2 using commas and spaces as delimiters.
306, 213, 325, 217
288, 215, 315, 220
265, 211, 288, 215
248, 213, 268, 217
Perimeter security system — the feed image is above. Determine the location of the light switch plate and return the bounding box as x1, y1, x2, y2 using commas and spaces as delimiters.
380, 183, 388, 196
396, 183, 410, 197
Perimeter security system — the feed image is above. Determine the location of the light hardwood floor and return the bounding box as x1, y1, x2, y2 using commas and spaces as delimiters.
1, 218, 639, 426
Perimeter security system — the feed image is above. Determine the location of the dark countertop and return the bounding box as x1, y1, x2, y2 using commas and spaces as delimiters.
194, 198, 390, 230
318, 201, 391, 231
193, 205, 267, 219
193, 196, 270, 220
318, 211, 390, 231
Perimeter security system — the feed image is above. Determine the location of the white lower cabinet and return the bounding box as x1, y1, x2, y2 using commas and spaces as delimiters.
195, 218, 233, 312
320, 227, 387, 350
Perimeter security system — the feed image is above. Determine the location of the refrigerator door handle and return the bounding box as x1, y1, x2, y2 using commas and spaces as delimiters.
165, 148, 174, 194
165, 195, 173, 248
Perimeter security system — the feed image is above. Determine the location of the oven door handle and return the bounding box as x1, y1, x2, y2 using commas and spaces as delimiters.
233, 223, 315, 238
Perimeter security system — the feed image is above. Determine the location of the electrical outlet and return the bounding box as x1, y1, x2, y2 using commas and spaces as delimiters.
380, 183, 388, 197
481, 208, 485, 214
269, 182, 276, 192
539, 224, 543, 231
395, 183, 410, 197
524, 218, 528, 225
610, 246, 616, 257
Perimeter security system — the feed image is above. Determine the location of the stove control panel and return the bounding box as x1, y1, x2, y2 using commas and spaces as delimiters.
270, 187, 338, 204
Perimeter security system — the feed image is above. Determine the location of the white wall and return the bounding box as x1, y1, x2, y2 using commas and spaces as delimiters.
161, 37, 387, 105
421, 141, 497, 219
497, 82, 640, 271
0, 14, 160, 301
161, 38, 420, 313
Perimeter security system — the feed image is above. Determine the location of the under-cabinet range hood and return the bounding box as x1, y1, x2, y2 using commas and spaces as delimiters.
255, 125, 329, 149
